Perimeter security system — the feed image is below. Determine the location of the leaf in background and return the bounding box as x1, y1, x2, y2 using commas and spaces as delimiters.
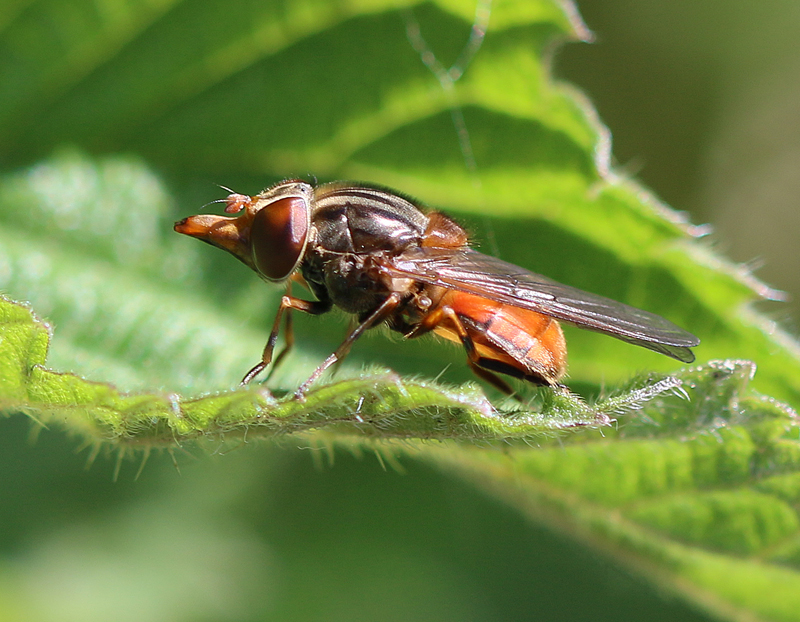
1, 1, 800, 621
1, 0, 796, 403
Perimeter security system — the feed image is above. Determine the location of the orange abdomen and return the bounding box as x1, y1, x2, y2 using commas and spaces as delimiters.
434, 290, 567, 385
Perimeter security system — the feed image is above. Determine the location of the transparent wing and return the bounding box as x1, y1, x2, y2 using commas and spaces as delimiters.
386, 248, 699, 363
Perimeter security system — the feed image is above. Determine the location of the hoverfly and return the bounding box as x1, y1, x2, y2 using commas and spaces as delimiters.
175, 181, 699, 396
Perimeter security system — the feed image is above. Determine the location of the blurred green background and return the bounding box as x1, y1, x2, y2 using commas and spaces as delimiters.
557, 0, 800, 328
1, 0, 798, 620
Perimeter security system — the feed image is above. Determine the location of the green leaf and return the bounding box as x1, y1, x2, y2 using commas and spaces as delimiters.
1, 1, 800, 621
2, 288, 701, 444
427, 363, 800, 621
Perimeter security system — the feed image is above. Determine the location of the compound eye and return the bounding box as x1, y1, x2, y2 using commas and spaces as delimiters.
250, 197, 310, 281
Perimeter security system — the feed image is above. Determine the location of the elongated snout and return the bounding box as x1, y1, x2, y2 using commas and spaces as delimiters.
174, 213, 255, 270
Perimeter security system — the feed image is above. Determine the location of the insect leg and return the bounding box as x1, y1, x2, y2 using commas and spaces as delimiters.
438, 306, 516, 397
264, 281, 302, 382
264, 309, 294, 382
295, 292, 403, 398
241, 292, 332, 385
327, 317, 358, 379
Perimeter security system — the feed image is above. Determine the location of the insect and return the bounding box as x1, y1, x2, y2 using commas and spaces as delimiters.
175, 180, 699, 397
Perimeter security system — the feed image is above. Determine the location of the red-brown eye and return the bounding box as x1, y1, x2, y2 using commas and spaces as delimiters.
251, 196, 310, 281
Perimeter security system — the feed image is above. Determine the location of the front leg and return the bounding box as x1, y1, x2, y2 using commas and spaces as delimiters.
241, 290, 332, 385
